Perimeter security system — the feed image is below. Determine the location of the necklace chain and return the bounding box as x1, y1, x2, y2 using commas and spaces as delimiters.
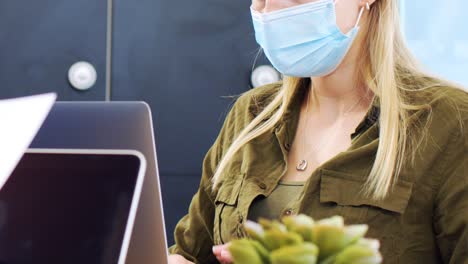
296, 87, 366, 172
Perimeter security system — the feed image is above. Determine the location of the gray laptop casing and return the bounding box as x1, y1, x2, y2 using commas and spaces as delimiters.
31, 102, 169, 264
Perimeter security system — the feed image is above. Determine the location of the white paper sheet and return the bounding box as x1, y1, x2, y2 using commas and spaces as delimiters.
0, 93, 57, 190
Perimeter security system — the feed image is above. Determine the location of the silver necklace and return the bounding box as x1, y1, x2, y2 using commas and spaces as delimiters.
296, 87, 366, 171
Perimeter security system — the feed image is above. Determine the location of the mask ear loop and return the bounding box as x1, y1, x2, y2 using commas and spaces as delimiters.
354, 5, 366, 28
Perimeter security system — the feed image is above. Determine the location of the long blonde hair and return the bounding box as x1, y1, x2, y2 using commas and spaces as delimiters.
212, 0, 466, 200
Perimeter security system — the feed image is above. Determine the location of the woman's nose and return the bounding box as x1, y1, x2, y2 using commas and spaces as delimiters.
252, 0, 266, 13
253, 0, 285, 13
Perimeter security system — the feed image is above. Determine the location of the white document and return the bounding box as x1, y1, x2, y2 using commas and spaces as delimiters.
0, 93, 57, 190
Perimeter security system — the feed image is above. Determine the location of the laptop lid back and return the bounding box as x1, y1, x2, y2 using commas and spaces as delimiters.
30, 102, 168, 263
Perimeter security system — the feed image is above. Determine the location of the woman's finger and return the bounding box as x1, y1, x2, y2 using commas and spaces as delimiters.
220, 248, 233, 263
213, 243, 233, 263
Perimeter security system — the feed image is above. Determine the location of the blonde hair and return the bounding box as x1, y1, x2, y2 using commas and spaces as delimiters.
212, 0, 466, 200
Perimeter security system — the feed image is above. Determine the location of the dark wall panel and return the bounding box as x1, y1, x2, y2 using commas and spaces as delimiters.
0, 1, 107, 100
111, 0, 259, 244
159, 174, 200, 246
112, 0, 257, 175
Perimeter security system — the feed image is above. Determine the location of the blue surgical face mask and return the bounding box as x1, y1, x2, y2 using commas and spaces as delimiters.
251, 0, 365, 77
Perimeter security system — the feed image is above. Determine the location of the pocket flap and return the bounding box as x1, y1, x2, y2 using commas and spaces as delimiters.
215, 172, 245, 205
320, 169, 413, 214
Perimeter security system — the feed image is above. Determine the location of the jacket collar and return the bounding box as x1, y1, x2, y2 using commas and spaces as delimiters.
248, 80, 380, 154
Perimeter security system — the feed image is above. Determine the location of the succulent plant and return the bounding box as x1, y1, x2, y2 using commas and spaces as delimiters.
228, 215, 382, 264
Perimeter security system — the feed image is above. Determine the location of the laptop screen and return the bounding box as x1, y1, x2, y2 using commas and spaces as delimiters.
0, 151, 142, 264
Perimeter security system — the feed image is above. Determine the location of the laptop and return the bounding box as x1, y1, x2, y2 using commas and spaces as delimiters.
29, 102, 169, 263
0, 148, 146, 264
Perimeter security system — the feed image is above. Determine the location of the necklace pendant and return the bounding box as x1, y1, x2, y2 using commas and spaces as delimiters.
296, 159, 308, 171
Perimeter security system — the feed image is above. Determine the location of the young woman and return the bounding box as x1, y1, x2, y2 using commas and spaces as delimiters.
169, 0, 468, 263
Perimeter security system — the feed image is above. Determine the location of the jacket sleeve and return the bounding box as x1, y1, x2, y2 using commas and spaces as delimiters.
168, 93, 250, 263
433, 118, 468, 263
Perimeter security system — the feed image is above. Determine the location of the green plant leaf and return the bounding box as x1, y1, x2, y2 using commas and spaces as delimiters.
271, 242, 319, 264
229, 239, 265, 264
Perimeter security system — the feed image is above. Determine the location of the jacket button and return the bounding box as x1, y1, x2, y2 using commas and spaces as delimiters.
284, 142, 291, 151
258, 182, 267, 190
284, 209, 294, 216
239, 215, 244, 223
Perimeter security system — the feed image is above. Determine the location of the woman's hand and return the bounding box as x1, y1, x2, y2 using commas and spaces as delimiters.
168, 254, 194, 264
212, 243, 233, 264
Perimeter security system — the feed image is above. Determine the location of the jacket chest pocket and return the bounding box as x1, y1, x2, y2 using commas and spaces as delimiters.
213, 173, 245, 245
319, 170, 413, 261
319, 169, 413, 224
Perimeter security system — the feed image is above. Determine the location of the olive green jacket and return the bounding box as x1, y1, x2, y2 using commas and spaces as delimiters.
169, 82, 468, 264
